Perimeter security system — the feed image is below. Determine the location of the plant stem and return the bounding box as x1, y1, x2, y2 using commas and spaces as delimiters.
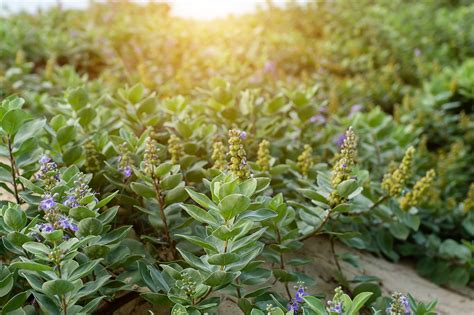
151, 176, 176, 259
275, 225, 292, 300
7, 136, 21, 203
330, 237, 342, 274
298, 208, 332, 241
370, 195, 389, 210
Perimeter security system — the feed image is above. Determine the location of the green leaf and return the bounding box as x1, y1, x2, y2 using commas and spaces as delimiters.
131, 182, 155, 198
128, 83, 144, 103
161, 174, 182, 190
204, 271, 238, 287
7, 231, 31, 246
4, 206, 27, 231
0, 273, 13, 297
303, 296, 326, 315
22, 242, 50, 256
337, 179, 359, 199
185, 188, 214, 209
62, 146, 83, 165
180, 204, 218, 226
77, 218, 103, 236
42, 279, 75, 296
95, 191, 118, 209
69, 207, 96, 220
177, 249, 208, 270
218, 194, 251, 220
14, 118, 45, 146
389, 222, 410, 240
299, 189, 328, 204
154, 162, 173, 177
2, 109, 28, 135
32, 292, 61, 315
1, 291, 30, 315
449, 267, 469, 287
19, 177, 44, 194
78, 107, 96, 126
171, 304, 187, 315
57, 125, 76, 146
239, 178, 257, 197
68, 88, 89, 110
348, 292, 373, 315
208, 253, 240, 266
97, 226, 131, 245
10, 262, 52, 271
69, 259, 102, 281
176, 234, 218, 253
251, 309, 265, 315
164, 186, 188, 205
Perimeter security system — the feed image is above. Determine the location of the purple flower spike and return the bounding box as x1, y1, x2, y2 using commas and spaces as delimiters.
335, 134, 346, 147
330, 302, 343, 314
240, 131, 247, 140
64, 196, 79, 208
349, 104, 363, 118
295, 285, 307, 303
37, 223, 55, 233
287, 299, 299, 312
123, 165, 132, 178
39, 155, 51, 164
59, 216, 78, 232
310, 114, 326, 124
40, 195, 56, 211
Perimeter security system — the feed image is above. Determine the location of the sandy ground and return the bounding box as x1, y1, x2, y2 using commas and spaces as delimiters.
116, 237, 474, 315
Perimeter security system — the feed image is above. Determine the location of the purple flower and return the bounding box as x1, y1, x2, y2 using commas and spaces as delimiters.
37, 223, 55, 233
263, 61, 276, 74
335, 134, 346, 147
295, 285, 307, 303
310, 114, 326, 124
239, 131, 247, 140
40, 195, 56, 211
401, 296, 411, 315
63, 196, 79, 208
414, 48, 421, 57
122, 165, 132, 178
59, 216, 78, 232
349, 104, 363, 118
287, 299, 299, 312
330, 302, 342, 314
39, 155, 51, 164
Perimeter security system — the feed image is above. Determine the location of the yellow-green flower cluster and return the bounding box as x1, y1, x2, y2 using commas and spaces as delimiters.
144, 137, 160, 176
211, 140, 226, 171
399, 169, 436, 211
257, 139, 271, 171
168, 134, 182, 164
297, 144, 313, 177
331, 127, 357, 187
84, 139, 101, 173
463, 183, 474, 213
381, 146, 415, 197
228, 129, 250, 180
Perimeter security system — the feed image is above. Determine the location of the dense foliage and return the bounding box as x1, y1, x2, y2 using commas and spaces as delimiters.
0, 1, 472, 314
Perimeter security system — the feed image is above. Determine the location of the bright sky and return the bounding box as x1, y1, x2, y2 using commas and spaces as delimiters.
1, 0, 306, 19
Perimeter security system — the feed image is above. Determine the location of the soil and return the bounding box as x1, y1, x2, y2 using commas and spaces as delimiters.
115, 237, 474, 315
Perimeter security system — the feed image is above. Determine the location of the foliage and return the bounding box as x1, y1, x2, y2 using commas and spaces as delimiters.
1, 0, 473, 313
